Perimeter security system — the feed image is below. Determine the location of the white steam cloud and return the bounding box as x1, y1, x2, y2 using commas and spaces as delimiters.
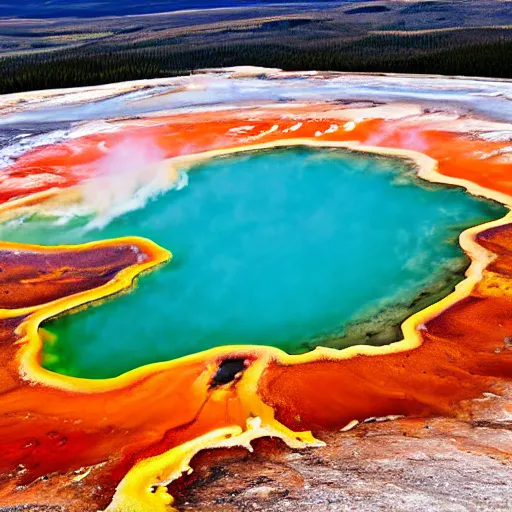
81, 137, 186, 231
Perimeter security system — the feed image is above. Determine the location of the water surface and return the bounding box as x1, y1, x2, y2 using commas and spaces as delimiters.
0, 147, 504, 378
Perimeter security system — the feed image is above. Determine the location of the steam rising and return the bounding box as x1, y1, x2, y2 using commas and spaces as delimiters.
82, 137, 186, 231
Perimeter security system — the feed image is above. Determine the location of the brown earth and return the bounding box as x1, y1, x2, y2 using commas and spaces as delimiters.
170, 390, 512, 512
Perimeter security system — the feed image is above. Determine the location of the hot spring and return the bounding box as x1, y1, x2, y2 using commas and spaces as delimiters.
0, 147, 505, 378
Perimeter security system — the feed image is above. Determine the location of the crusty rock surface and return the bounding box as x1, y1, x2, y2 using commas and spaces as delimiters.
170, 411, 512, 511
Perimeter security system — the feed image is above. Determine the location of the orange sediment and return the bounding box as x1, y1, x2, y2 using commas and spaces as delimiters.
0, 105, 510, 510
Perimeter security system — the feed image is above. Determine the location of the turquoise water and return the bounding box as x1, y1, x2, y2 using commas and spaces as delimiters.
0, 147, 505, 378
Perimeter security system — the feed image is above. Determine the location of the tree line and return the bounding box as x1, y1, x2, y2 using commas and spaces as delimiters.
1, 31, 510, 94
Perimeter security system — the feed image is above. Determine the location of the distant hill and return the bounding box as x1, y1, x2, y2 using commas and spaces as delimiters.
0, 0, 353, 19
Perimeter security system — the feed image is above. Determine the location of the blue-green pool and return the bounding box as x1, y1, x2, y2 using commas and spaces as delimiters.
0, 147, 505, 378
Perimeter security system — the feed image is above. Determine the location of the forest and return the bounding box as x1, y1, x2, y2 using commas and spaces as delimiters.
1, 28, 511, 93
